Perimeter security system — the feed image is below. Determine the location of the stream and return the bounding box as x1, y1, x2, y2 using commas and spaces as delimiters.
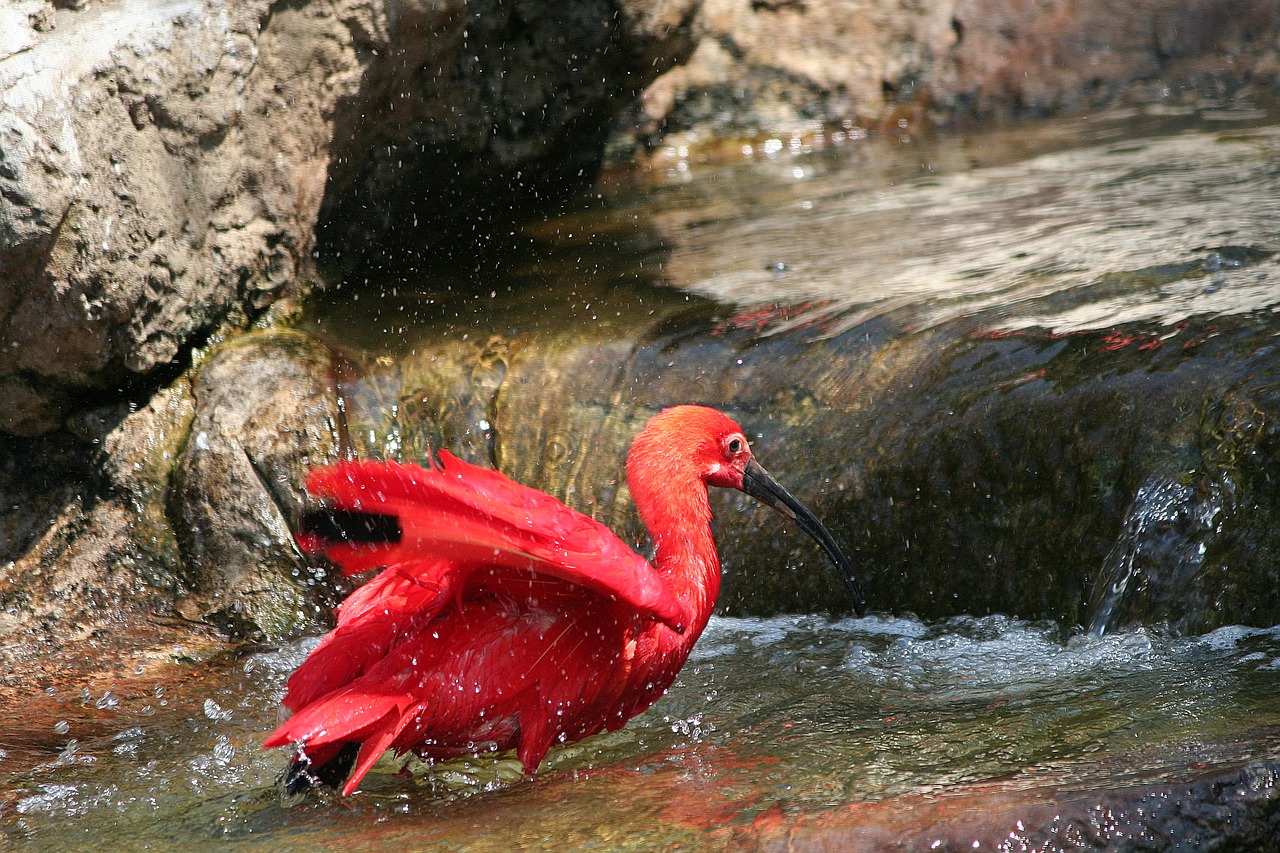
5, 616, 1280, 851
4, 100, 1280, 849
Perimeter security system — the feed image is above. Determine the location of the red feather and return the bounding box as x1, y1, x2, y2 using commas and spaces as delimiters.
302, 454, 688, 632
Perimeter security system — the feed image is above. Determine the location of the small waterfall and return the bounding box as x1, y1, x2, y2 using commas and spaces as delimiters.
1087, 474, 1228, 637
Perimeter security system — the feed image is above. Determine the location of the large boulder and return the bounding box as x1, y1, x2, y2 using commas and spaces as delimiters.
0, 0, 698, 436
0, 0, 359, 434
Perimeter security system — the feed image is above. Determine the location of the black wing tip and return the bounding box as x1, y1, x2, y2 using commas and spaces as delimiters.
298, 508, 403, 545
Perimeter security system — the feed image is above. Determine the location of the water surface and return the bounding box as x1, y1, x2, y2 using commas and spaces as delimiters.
5, 615, 1279, 850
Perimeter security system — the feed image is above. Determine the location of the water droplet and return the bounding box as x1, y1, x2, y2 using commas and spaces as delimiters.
212, 735, 235, 764
203, 699, 232, 721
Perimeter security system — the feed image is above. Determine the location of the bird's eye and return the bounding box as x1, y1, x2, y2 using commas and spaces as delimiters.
726, 437, 744, 455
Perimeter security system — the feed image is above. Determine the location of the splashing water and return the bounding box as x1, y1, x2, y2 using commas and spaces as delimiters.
1087, 473, 1230, 636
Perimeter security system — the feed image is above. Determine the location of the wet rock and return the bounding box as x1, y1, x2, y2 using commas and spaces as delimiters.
169, 330, 345, 640
633, 0, 1280, 147
847, 316, 1280, 632
707, 312, 1280, 629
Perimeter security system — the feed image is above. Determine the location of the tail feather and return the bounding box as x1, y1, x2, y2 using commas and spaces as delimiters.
343, 704, 422, 796
265, 695, 406, 793
284, 741, 360, 795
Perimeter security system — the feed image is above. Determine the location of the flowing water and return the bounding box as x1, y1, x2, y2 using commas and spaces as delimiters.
1086, 474, 1230, 638
5, 100, 1280, 847
4, 616, 1280, 851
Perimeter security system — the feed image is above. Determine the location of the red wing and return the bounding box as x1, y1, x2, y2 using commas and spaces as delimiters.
301, 455, 688, 633
266, 595, 633, 795
274, 563, 451, 714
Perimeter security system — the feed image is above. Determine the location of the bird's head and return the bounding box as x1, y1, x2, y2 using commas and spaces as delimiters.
627, 405, 866, 615
627, 405, 753, 489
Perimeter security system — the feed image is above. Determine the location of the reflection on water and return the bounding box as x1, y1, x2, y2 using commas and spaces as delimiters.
642, 123, 1280, 337
3, 614, 1279, 850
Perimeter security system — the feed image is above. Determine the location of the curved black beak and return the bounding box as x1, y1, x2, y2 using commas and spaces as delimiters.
740, 458, 866, 616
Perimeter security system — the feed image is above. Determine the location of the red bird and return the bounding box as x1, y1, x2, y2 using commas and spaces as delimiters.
264, 405, 864, 795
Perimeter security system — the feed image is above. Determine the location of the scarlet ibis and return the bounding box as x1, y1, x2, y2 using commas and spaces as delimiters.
264, 405, 864, 795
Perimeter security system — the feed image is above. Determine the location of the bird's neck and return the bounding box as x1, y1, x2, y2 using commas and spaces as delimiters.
637, 482, 722, 632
